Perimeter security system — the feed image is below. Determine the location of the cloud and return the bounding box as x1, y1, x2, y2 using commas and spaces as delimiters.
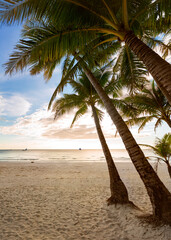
1, 101, 165, 146
42, 126, 97, 139
0, 95, 31, 117
1, 104, 169, 149
0, 104, 117, 140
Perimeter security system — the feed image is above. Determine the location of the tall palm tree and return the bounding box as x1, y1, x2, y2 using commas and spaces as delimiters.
70, 54, 171, 223
52, 70, 130, 204
120, 81, 171, 131
1, 0, 171, 103
141, 133, 171, 178
49, 51, 171, 222
1, 19, 171, 223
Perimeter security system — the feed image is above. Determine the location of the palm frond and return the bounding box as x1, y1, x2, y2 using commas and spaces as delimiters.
154, 118, 162, 132
92, 106, 104, 121
118, 46, 147, 93
125, 116, 153, 130
138, 115, 154, 132
130, 0, 171, 33
4, 20, 97, 75
52, 93, 85, 119
71, 105, 88, 127
48, 61, 80, 110
143, 35, 171, 59
140, 133, 171, 162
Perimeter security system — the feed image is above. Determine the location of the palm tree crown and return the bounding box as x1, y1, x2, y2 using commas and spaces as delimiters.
141, 133, 171, 178
52, 69, 117, 122
121, 81, 171, 132
1, 0, 171, 103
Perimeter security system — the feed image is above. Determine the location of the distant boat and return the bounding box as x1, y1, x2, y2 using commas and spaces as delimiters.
23, 148, 27, 151
79, 148, 82, 150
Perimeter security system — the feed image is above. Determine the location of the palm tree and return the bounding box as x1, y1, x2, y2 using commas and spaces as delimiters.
141, 133, 171, 178
50, 51, 171, 222
120, 81, 171, 132
51, 70, 130, 204
1, 0, 171, 103
70, 54, 171, 223
1, 18, 171, 223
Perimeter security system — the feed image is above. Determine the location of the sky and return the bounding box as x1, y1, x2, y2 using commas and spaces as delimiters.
0, 24, 170, 149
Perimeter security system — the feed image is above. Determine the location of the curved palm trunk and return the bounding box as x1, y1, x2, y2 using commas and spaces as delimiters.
124, 31, 171, 105
164, 117, 171, 128
91, 104, 129, 204
166, 161, 171, 179
76, 56, 171, 224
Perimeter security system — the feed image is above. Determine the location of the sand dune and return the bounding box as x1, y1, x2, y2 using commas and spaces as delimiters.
0, 161, 170, 239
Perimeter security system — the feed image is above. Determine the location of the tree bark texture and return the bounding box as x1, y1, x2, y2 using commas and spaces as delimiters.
91, 104, 129, 204
165, 117, 171, 128
166, 162, 171, 179
77, 57, 171, 224
124, 31, 171, 105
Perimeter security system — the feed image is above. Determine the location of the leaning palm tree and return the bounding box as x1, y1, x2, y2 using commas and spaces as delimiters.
52, 54, 171, 223
120, 81, 171, 131
1, 0, 171, 103
52, 70, 130, 204
141, 133, 171, 178
1, 19, 171, 223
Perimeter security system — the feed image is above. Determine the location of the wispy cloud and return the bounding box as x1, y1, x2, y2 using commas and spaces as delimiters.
0, 94, 31, 117
0, 105, 97, 139
1, 103, 169, 149
0, 104, 155, 142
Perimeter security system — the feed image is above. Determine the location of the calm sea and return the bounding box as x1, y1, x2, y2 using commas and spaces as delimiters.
0, 149, 154, 163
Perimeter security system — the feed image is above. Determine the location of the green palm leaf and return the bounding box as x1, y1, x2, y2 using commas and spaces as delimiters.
140, 133, 171, 163
120, 81, 171, 131
70, 105, 88, 127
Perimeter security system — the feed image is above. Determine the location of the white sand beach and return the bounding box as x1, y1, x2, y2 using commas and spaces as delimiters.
0, 161, 171, 240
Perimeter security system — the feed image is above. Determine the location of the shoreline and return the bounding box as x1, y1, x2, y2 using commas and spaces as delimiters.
0, 161, 170, 239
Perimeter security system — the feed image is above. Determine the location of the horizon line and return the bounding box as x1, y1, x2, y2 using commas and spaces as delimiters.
0, 148, 149, 150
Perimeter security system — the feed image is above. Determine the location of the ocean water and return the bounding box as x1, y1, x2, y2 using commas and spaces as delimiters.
0, 149, 154, 163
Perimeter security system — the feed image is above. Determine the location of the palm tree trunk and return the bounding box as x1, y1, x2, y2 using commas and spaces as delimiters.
124, 31, 171, 105
166, 162, 171, 179
165, 119, 171, 128
76, 56, 171, 224
91, 104, 130, 204
164, 117, 171, 128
